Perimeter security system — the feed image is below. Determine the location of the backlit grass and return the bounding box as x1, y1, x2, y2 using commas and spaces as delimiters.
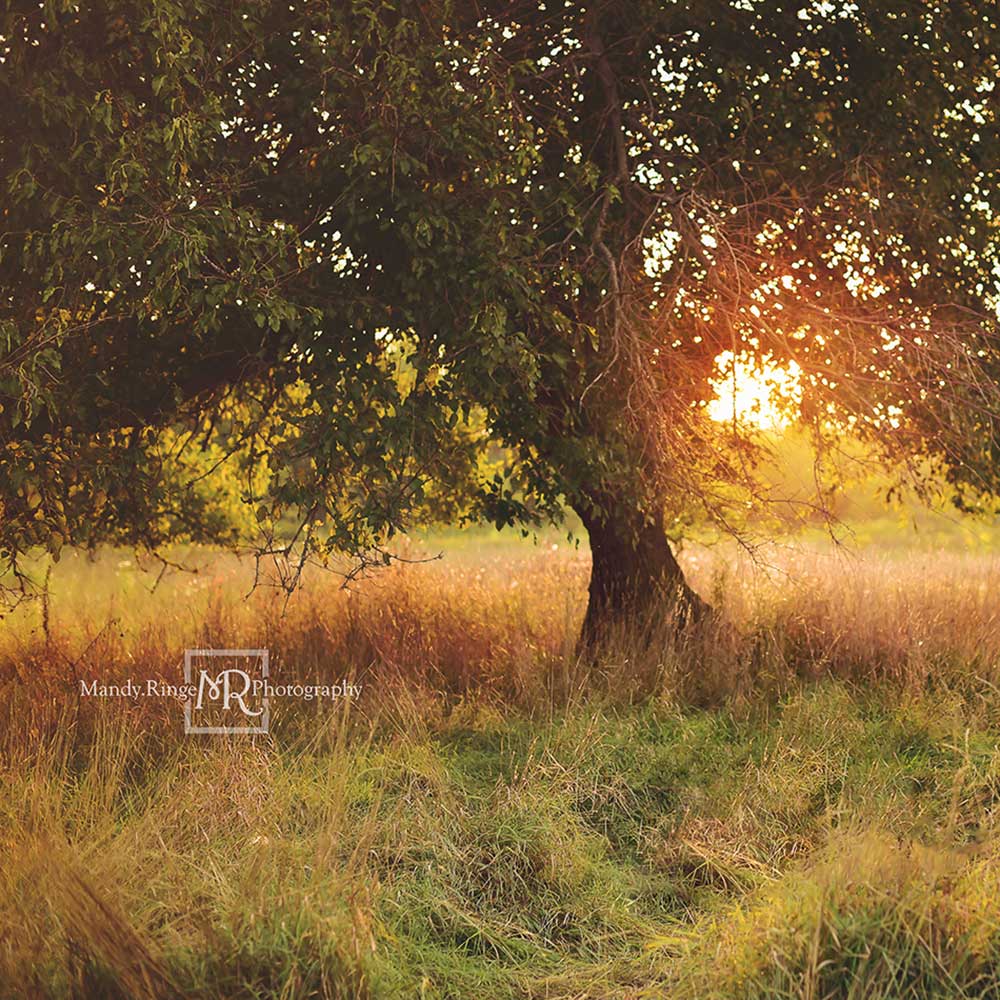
3, 537, 1000, 998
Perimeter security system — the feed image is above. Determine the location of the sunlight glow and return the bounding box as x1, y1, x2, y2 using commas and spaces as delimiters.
707, 350, 803, 430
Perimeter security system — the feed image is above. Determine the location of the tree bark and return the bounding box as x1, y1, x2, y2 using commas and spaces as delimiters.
573, 488, 707, 649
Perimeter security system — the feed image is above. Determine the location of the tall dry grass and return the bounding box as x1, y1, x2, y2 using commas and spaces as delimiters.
3, 539, 1000, 998
3, 541, 1000, 749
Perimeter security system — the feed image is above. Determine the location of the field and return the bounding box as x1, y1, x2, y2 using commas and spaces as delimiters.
4, 532, 1000, 998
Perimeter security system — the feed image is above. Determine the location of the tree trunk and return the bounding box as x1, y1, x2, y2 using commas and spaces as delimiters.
573, 489, 707, 649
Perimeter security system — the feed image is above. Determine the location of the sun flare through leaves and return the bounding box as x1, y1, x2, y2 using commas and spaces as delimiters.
707, 351, 803, 431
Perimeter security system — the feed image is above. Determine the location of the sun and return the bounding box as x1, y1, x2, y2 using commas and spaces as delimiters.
707, 350, 803, 430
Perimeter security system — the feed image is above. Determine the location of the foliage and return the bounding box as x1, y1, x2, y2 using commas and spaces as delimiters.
2, 1, 1000, 602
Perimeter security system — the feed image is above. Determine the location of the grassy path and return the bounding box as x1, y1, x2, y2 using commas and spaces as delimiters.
6, 682, 1000, 998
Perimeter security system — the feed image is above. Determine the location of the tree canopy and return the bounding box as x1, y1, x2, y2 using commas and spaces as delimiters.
2, 1, 999, 636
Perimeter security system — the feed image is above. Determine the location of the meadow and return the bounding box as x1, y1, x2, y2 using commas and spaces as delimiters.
3, 528, 1000, 999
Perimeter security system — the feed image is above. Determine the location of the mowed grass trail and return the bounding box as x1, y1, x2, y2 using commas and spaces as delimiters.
3, 537, 1000, 998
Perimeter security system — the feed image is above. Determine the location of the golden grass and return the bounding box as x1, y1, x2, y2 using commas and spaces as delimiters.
3, 538, 1000, 997
4, 540, 1000, 723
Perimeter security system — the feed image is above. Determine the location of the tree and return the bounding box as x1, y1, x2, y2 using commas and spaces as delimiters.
2, 1, 999, 643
